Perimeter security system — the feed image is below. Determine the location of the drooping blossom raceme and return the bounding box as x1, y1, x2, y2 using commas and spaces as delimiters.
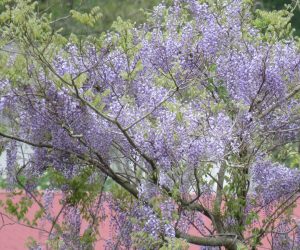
6, 140, 17, 189
272, 219, 293, 250
251, 159, 300, 205
60, 206, 82, 249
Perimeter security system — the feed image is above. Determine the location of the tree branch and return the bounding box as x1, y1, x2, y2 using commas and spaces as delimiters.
176, 230, 237, 250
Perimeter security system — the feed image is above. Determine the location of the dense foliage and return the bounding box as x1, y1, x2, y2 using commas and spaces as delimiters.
261, 0, 300, 35
1, 0, 300, 249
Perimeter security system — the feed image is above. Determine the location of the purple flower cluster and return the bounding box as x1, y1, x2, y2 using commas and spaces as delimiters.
61, 206, 82, 249
251, 159, 300, 205
6, 140, 17, 189
272, 219, 293, 250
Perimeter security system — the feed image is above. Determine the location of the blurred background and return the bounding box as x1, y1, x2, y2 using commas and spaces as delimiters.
36, 0, 300, 36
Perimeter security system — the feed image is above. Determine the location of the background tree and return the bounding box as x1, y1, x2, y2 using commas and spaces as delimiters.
1, 0, 300, 249
260, 0, 300, 35
36, 0, 161, 35
31, 0, 300, 36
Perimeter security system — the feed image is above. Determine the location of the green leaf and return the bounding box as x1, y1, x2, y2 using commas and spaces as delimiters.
70, 7, 102, 27
74, 73, 87, 89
